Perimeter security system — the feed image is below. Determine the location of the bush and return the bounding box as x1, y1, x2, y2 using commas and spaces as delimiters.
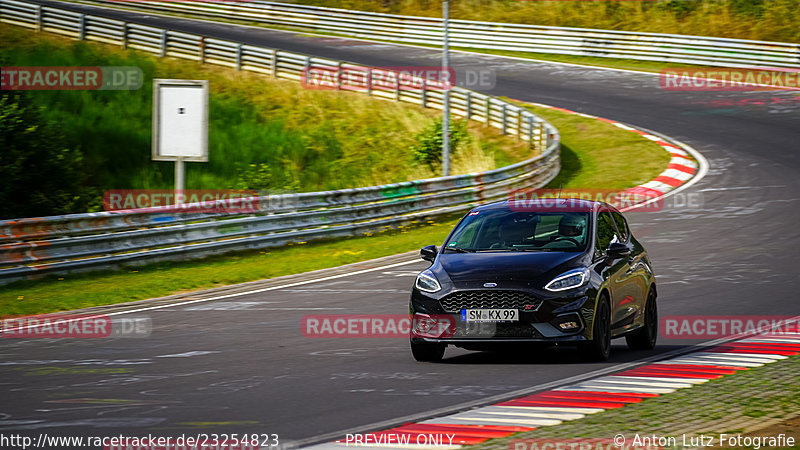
0, 90, 92, 219
411, 118, 469, 172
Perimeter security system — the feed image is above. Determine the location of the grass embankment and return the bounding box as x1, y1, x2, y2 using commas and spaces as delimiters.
287, 0, 800, 43
0, 23, 528, 214
521, 103, 669, 190
0, 80, 669, 315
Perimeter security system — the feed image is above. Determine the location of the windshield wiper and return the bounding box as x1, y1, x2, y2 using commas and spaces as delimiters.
485, 247, 555, 252
446, 247, 474, 253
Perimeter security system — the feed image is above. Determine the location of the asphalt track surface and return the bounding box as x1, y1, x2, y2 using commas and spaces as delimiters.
2, 1, 799, 447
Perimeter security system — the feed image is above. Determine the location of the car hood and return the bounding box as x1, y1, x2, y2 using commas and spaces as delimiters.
437, 251, 584, 284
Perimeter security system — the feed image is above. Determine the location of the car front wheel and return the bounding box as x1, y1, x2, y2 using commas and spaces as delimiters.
580, 295, 611, 361
626, 289, 658, 350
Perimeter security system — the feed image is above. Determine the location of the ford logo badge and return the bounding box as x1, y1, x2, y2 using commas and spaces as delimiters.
483, 282, 497, 288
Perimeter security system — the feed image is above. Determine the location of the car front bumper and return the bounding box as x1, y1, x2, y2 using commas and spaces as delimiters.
410, 286, 599, 344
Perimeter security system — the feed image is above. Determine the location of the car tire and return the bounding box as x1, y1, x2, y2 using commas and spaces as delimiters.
580, 295, 611, 361
626, 289, 658, 350
410, 340, 445, 362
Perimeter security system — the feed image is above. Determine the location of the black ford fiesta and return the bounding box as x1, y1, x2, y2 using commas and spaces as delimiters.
409, 199, 657, 362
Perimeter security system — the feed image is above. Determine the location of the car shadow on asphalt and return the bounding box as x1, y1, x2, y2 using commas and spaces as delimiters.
437, 343, 688, 365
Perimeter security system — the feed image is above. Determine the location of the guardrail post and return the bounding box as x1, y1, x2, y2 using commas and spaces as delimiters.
465, 92, 472, 120
78, 14, 86, 40
541, 123, 548, 150
395, 71, 400, 101
160, 30, 168, 57
365, 69, 372, 96
484, 97, 491, 126
527, 115, 534, 149
516, 109, 522, 142
501, 104, 507, 135
271, 49, 278, 78
199, 37, 205, 64
121, 22, 128, 49
536, 121, 545, 152
302, 56, 312, 88
235, 43, 243, 70
35, 5, 42, 32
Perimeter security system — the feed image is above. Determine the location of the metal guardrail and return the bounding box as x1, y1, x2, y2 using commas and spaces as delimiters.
0, 0, 561, 283
67, 0, 800, 69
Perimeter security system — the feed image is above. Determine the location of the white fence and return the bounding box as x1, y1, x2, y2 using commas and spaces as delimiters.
68, 0, 800, 69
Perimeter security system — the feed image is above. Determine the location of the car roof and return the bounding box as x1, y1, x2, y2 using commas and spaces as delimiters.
471, 199, 617, 214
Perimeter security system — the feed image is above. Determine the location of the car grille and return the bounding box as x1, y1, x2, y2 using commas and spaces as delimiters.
440, 290, 541, 313
495, 323, 541, 338
453, 322, 541, 338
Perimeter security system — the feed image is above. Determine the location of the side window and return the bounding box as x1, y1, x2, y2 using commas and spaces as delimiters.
611, 211, 629, 242
595, 211, 620, 255
448, 218, 479, 249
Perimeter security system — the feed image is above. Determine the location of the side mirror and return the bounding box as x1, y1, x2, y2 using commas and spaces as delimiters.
606, 242, 631, 260
420, 245, 437, 262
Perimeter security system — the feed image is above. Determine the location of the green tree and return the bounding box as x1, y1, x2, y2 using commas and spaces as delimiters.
0, 90, 87, 219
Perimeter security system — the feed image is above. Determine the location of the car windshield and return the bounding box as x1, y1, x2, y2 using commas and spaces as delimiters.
443, 210, 590, 252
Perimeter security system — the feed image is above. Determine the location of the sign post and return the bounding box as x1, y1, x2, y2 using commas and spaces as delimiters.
152, 79, 209, 206
441, 0, 450, 177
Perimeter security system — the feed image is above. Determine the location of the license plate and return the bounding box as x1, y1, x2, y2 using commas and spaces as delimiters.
462, 309, 519, 322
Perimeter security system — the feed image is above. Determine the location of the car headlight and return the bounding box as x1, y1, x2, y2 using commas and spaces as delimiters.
545, 268, 589, 292
415, 270, 441, 293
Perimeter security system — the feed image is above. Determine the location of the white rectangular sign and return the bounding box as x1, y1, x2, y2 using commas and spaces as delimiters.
153, 79, 208, 162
